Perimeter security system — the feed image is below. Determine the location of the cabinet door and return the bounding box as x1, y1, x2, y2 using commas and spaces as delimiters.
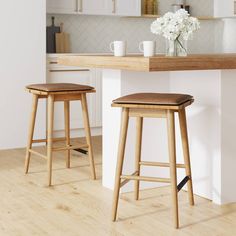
82, 0, 112, 15
47, 0, 77, 14
115, 0, 141, 16
214, 0, 235, 17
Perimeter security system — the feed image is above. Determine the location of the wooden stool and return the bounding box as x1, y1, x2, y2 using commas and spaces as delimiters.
111, 93, 195, 228
25, 83, 96, 186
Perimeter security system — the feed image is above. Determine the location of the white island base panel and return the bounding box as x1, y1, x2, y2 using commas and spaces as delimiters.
102, 69, 236, 205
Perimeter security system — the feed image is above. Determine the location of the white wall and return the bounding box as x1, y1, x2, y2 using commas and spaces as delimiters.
221, 19, 236, 52
214, 0, 234, 17
221, 70, 236, 203
214, 18, 236, 53
0, 1, 46, 149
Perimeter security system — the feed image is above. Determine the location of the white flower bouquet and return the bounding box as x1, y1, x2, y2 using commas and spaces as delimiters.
151, 9, 200, 56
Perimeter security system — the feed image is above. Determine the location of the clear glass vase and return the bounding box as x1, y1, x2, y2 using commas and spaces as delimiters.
166, 38, 187, 57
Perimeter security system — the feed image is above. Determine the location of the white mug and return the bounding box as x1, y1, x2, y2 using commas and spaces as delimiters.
139, 41, 156, 57
110, 41, 126, 57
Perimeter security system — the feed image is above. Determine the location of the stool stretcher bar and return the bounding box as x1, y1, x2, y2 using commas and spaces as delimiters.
32, 137, 66, 143
52, 144, 89, 152
139, 161, 186, 168
28, 149, 47, 159
120, 175, 171, 184
120, 174, 191, 192
29, 144, 88, 158
32, 139, 89, 154
120, 171, 138, 187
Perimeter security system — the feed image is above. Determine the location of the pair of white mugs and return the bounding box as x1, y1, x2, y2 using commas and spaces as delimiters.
110, 41, 156, 57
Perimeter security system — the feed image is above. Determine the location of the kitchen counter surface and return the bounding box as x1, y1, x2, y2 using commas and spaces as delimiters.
47, 53, 112, 58
58, 53, 236, 72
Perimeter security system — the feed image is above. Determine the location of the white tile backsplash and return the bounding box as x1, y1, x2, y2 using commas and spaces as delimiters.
47, 14, 219, 54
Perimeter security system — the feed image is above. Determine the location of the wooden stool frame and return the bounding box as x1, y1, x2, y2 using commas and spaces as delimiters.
25, 89, 96, 186
111, 100, 194, 229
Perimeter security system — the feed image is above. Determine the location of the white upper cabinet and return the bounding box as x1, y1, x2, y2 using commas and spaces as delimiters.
214, 0, 236, 17
46, 0, 141, 16
114, 0, 141, 16
47, 0, 78, 14
82, 0, 113, 15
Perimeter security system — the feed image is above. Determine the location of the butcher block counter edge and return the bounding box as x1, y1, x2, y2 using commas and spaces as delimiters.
58, 54, 236, 72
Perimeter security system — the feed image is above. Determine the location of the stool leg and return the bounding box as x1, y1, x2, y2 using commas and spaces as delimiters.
134, 117, 143, 200
64, 101, 70, 168
112, 108, 129, 221
167, 110, 179, 229
47, 95, 54, 186
81, 94, 96, 180
178, 108, 194, 206
45, 99, 48, 146
25, 94, 39, 174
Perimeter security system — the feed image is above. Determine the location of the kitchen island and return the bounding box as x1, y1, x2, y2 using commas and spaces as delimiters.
59, 54, 236, 204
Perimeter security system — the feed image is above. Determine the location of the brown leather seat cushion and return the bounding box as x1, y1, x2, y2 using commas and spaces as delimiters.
26, 83, 94, 92
113, 93, 193, 106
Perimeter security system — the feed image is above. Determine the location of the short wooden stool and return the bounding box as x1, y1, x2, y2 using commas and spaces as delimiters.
25, 83, 96, 186
111, 93, 195, 228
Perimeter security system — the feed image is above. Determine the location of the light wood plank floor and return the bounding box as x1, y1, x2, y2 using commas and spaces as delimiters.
0, 136, 236, 236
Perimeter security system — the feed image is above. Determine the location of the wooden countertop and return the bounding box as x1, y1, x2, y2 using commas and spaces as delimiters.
58, 54, 236, 72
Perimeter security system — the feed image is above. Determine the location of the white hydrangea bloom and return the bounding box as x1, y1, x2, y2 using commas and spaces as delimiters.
150, 9, 200, 41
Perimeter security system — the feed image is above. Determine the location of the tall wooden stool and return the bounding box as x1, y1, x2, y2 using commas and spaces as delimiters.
25, 83, 96, 186
111, 93, 195, 228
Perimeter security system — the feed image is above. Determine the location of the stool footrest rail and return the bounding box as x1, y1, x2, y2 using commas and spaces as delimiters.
120, 175, 171, 184
52, 144, 89, 152
139, 161, 186, 168
28, 149, 47, 159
